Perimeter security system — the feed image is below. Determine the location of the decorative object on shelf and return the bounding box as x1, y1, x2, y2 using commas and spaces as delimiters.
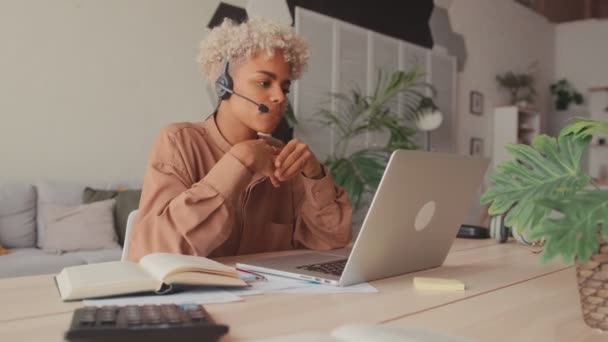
314, 68, 430, 209
412, 96, 443, 151
481, 117, 608, 331
469, 137, 483, 157
469, 90, 483, 115
495, 71, 536, 106
549, 79, 584, 111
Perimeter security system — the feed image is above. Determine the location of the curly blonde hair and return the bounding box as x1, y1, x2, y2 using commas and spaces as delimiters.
197, 17, 310, 83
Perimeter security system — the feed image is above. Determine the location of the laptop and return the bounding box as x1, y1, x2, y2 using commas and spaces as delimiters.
236, 150, 490, 286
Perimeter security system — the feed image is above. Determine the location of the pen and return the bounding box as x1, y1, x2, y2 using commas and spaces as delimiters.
236, 268, 268, 282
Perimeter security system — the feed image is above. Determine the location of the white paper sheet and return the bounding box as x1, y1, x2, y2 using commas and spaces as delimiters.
231, 274, 378, 295
84, 288, 242, 306
84, 272, 378, 306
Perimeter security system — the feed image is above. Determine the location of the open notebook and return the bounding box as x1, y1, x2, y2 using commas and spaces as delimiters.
55, 253, 247, 301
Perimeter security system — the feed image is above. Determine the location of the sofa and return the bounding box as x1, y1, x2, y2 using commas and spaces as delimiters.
0, 180, 141, 278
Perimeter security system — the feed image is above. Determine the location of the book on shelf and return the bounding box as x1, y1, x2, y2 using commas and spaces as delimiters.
55, 253, 247, 301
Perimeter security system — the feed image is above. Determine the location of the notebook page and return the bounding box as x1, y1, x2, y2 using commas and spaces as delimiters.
139, 253, 238, 281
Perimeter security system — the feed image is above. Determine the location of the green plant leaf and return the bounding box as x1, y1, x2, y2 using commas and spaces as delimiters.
559, 118, 608, 140
528, 191, 608, 263
311, 68, 430, 209
326, 150, 387, 209
480, 133, 591, 233
549, 79, 583, 110
314, 68, 428, 160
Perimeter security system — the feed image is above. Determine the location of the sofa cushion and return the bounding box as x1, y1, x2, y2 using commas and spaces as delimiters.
0, 248, 86, 278
83, 187, 142, 245
0, 183, 37, 248
40, 199, 119, 254
36, 180, 142, 248
71, 248, 122, 264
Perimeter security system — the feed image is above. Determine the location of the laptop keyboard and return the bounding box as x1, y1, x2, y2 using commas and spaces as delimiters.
296, 259, 347, 276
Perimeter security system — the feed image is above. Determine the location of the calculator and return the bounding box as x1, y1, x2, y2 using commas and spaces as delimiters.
64, 303, 228, 342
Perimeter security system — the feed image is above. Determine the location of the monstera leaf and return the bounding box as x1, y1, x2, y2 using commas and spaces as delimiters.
480, 133, 592, 233
530, 191, 608, 263
559, 117, 608, 139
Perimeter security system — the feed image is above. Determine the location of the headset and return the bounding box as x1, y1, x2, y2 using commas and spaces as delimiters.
215, 60, 269, 113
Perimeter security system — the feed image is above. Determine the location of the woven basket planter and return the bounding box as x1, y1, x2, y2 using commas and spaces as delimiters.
576, 243, 608, 331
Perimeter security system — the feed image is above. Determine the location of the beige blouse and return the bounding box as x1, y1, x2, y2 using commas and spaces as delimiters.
128, 115, 353, 261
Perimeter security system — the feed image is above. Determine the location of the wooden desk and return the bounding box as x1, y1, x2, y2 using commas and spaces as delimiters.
0, 239, 602, 341
386, 268, 607, 341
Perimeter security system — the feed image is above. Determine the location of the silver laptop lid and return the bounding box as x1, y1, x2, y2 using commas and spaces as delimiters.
339, 150, 489, 286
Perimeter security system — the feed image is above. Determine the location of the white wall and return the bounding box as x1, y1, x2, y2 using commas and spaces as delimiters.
555, 20, 608, 97
554, 19, 608, 178
445, 0, 555, 155
440, 0, 555, 225
552, 19, 608, 137
0, 0, 244, 183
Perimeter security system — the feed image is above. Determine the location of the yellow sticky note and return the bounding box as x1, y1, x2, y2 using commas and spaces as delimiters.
413, 277, 465, 291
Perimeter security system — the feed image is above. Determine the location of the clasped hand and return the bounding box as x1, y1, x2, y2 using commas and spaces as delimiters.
230, 136, 323, 187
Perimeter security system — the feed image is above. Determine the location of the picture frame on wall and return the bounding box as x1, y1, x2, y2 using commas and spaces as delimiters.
470, 137, 484, 157
470, 91, 483, 115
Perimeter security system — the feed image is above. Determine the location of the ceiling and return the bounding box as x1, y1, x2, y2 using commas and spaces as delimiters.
515, 0, 608, 23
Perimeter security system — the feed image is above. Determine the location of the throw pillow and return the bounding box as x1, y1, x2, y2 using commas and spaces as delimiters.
0, 243, 10, 255
83, 187, 141, 245
82, 188, 118, 203
113, 190, 142, 244
40, 199, 119, 254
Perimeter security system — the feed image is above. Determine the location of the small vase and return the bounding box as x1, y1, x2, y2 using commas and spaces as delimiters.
576, 241, 608, 331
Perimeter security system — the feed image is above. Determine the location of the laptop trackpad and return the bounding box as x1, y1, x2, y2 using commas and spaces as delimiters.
317, 247, 351, 258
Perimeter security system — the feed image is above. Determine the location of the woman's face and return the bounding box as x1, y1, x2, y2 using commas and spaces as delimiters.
224, 51, 291, 134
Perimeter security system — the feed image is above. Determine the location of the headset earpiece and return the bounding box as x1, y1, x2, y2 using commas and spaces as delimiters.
215, 60, 234, 100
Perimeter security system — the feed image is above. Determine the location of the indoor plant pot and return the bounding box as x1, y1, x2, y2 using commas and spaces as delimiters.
577, 239, 608, 330
481, 118, 608, 331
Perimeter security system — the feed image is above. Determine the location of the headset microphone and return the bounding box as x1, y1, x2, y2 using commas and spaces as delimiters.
216, 83, 269, 113
215, 60, 270, 113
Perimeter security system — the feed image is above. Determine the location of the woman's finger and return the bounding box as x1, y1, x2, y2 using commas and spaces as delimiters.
276, 144, 306, 177
269, 174, 281, 187
275, 139, 299, 168
278, 150, 311, 181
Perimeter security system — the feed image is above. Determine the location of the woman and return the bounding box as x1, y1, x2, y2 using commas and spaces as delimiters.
128, 17, 352, 261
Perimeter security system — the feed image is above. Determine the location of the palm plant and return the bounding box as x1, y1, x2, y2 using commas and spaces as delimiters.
316, 68, 430, 208
481, 118, 608, 263
496, 71, 537, 105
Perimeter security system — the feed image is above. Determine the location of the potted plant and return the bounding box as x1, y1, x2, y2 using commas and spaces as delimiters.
481, 118, 608, 331
496, 71, 536, 106
550, 79, 584, 111
315, 69, 430, 209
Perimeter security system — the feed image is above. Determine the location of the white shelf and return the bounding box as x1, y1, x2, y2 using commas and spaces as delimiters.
493, 106, 541, 168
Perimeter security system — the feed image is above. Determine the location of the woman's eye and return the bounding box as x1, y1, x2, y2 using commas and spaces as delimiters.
258, 80, 271, 87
